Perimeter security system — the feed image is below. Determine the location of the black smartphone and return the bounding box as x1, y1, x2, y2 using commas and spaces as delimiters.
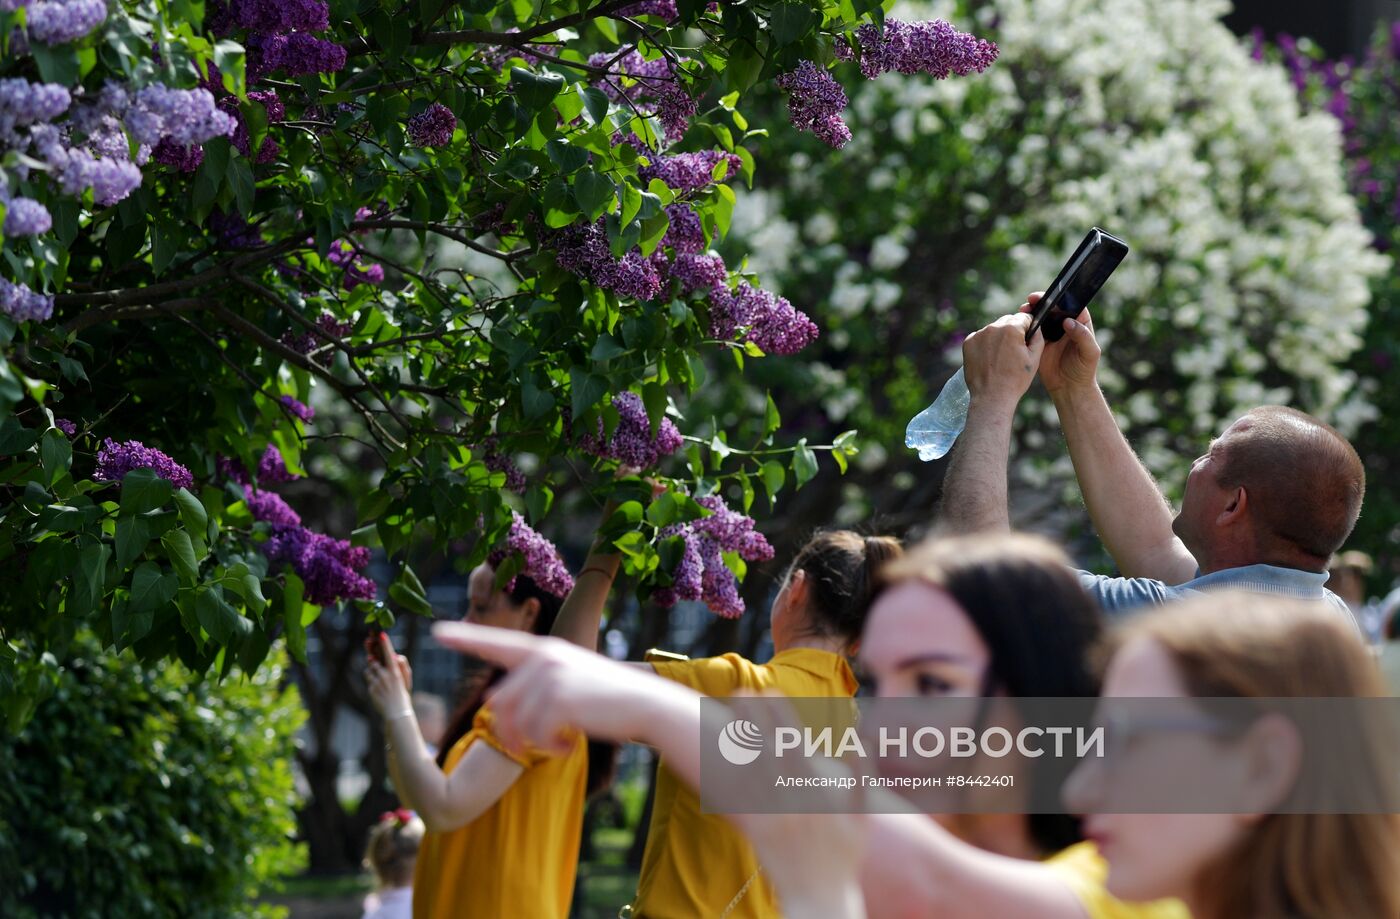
1025, 228, 1129, 344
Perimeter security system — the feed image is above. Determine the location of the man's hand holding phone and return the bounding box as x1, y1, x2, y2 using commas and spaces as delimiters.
961, 311, 1045, 413
1019, 292, 1101, 397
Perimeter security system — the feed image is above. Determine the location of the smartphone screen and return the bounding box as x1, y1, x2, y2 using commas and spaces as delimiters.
1026, 228, 1129, 343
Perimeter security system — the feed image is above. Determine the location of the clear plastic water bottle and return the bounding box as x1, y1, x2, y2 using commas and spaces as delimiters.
905, 367, 970, 461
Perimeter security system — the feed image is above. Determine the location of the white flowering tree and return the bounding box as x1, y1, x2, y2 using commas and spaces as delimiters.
722, 0, 1386, 539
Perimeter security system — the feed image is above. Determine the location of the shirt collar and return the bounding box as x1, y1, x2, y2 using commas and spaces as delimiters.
1185, 564, 1329, 597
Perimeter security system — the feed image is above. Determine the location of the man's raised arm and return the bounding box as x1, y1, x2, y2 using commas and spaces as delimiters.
1033, 297, 1197, 584
939, 311, 1043, 533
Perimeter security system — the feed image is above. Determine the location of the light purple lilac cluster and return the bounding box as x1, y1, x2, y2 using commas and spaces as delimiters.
774, 60, 851, 149
219, 444, 301, 486
487, 511, 576, 599
406, 103, 456, 147
124, 85, 236, 147
246, 489, 302, 526
2, 197, 51, 236
578, 391, 683, 468
652, 495, 773, 617
849, 18, 1000, 80
0, 277, 54, 322
94, 437, 195, 490
555, 218, 664, 301
282, 310, 353, 354
54, 418, 77, 436
326, 241, 384, 291
586, 49, 695, 142
4, 0, 108, 46
617, 132, 740, 191
619, 0, 677, 18
263, 523, 376, 605
710, 282, 819, 355
476, 437, 527, 494
279, 395, 315, 422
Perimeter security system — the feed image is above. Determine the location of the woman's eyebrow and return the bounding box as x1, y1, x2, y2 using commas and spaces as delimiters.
893, 651, 977, 669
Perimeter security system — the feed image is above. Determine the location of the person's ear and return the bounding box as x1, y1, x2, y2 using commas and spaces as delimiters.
1237, 713, 1303, 819
519, 597, 541, 632
1218, 486, 1247, 525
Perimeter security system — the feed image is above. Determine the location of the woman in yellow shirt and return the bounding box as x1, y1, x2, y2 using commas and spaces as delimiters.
431, 534, 1192, 919
550, 528, 902, 918
365, 559, 587, 919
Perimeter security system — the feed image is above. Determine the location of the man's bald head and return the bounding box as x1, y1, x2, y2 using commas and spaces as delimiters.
1214, 407, 1364, 566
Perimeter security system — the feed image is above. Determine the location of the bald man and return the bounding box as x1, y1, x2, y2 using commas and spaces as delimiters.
938, 294, 1361, 621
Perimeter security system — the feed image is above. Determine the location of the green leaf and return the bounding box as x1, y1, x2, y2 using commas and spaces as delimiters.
241, 574, 267, 615
511, 67, 565, 112
197, 586, 242, 644
0, 418, 39, 455
590, 334, 627, 362
162, 529, 200, 586
115, 515, 153, 569
620, 181, 643, 227
39, 429, 71, 487
388, 579, 434, 618
646, 491, 679, 528
521, 378, 555, 419
73, 542, 110, 613
524, 484, 554, 522
764, 392, 782, 437
574, 168, 614, 221
228, 157, 255, 215
120, 469, 173, 516
569, 367, 608, 418
793, 438, 819, 488
283, 573, 308, 662
582, 86, 610, 125
237, 628, 273, 673
769, 0, 818, 44
761, 460, 786, 506
174, 488, 208, 534
546, 138, 590, 173
713, 184, 737, 238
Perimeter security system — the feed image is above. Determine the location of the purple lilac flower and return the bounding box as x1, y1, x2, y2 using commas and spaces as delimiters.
249, 32, 346, 78
578, 391, 684, 468
3, 197, 52, 236
228, 0, 328, 31
94, 437, 194, 489
54, 418, 77, 436
653, 523, 703, 608
655, 81, 696, 142
0, 277, 55, 323
152, 137, 204, 171
219, 96, 280, 162
1391, 21, 1400, 60
697, 535, 743, 617
709, 282, 819, 355
257, 444, 299, 483
343, 260, 384, 289
246, 488, 302, 526
775, 60, 852, 149
54, 148, 143, 206
620, 0, 677, 18
586, 49, 694, 140
667, 253, 728, 293
487, 511, 575, 598
0, 78, 72, 124
263, 524, 376, 605
21, 0, 108, 45
555, 218, 663, 301
633, 146, 742, 192
280, 395, 315, 422
210, 208, 262, 248
854, 18, 999, 81
477, 438, 526, 493
693, 494, 774, 561
1249, 26, 1266, 62
125, 85, 236, 147
281, 311, 352, 353
662, 203, 705, 253
406, 103, 456, 147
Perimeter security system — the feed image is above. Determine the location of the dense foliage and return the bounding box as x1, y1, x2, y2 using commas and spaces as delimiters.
725, 0, 1386, 532
1255, 22, 1400, 579
0, 0, 1005, 727
0, 638, 304, 917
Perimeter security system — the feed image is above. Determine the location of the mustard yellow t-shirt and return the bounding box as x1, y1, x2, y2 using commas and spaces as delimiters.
411, 704, 587, 919
632, 647, 859, 919
1047, 841, 1193, 919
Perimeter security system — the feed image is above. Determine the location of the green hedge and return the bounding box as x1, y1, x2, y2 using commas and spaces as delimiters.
0, 639, 305, 918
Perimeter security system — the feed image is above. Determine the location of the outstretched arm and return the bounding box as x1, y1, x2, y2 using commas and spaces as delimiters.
939, 311, 1044, 534
366, 633, 524, 834
431, 623, 1095, 919
1033, 299, 1197, 584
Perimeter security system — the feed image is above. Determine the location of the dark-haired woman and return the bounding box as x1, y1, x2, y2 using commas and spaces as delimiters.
551, 528, 903, 918
366, 559, 591, 919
